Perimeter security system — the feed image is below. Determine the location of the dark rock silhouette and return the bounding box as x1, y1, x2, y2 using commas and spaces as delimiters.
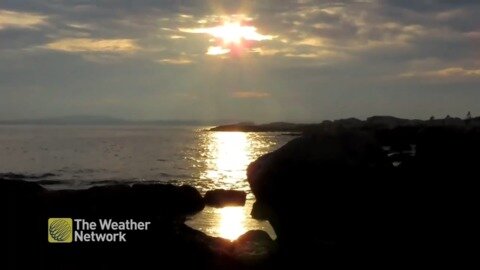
248, 131, 392, 264
250, 201, 273, 220
3, 180, 272, 270
247, 126, 478, 267
231, 230, 277, 265
204, 189, 247, 207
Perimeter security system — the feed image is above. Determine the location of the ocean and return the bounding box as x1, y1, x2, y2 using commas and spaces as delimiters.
0, 125, 293, 240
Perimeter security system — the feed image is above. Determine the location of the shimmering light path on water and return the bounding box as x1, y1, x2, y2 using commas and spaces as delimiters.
188, 131, 281, 240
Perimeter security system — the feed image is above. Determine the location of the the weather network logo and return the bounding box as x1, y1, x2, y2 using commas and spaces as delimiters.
48, 218, 73, 243
47, 217, 151, 243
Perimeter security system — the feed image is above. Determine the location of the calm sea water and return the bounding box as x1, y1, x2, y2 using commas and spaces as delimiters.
0, 125, 293, 239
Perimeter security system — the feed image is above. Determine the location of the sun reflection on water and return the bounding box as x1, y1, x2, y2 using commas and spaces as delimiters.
204, 132, 250, 186
186, 131, 280, 240
218, 206, 246, 240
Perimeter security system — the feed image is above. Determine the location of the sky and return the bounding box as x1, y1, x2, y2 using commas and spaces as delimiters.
0, 0, 479, 122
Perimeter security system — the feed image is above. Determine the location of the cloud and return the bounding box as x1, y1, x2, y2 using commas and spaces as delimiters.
169, 35, 186, 39
401, 67, 480, 79
231, 91, 270, 99
156, 58, 193, 65
295, 37, 327, 47
44, 38, 139, 53
206, 46, 230, 55
0, 9, 47, 30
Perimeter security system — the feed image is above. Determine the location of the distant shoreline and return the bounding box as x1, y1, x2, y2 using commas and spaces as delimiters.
210, 115, 480, 132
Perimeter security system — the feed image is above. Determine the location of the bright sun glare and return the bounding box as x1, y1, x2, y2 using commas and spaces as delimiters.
180, 18, 275, 55
204, 132, 250, 185
208, 22, 273, 45
218, 206, 246, 240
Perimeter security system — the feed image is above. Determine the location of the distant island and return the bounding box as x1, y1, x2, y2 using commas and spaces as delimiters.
0, 115, 223, 126
210, 115, 480, 132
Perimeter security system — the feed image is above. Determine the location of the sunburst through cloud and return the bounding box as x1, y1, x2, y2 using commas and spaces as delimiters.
180, 17, 275, 56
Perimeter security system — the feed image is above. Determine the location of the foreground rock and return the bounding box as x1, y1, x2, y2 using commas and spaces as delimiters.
3, 180, 273, 270
204, 189, 247, 207
250, 201, 273, 220
247, 127, 477, 267
231, 230, 277, 265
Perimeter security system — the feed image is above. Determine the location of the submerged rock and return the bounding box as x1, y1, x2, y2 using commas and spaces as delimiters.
204, 189, 247, 207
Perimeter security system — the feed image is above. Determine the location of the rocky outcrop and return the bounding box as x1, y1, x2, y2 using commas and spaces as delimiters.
204, 189, 247, 207
247, 128, 477, 267
247, 131, 391, 253
3, 180, 273, 270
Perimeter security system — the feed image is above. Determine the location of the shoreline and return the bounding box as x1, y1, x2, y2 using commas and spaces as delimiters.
210, 115, 480, 132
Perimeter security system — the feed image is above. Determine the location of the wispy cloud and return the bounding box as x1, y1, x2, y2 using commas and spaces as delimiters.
0, 9, 47, 30
206, 46, 230, 55
231, 91, 270, 99
169, 35, 186, 39
44, 38, 139, 53
401, 67, 480, 79
156, 58, 193, 65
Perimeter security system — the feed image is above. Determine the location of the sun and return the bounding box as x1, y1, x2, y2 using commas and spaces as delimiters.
209, 22, 250, 45
206, 21, 273, 46
212, 22, 243, 45
180, 18, 275, 55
